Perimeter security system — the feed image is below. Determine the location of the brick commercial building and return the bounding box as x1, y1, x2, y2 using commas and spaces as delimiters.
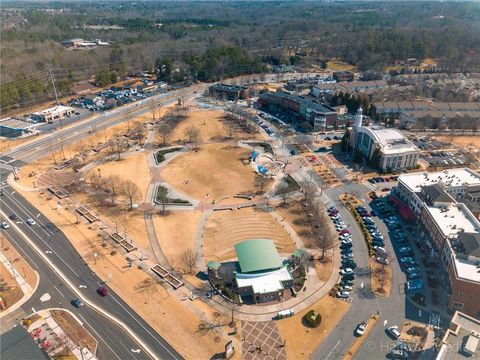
395, 168, 480, 215
258, 92, 337, 130
208, 84, 251, 101
413, 184, 480, 319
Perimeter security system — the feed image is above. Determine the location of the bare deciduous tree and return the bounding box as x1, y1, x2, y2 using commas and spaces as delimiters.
300, 179, 316, 202
121, 180, 141, 210
105, 175, 124, 205
184, 125, 200, 149
156, 185, 169, 213
108, 139, 128, 160
158, 124, 172, 146
75, 141, 89, 164
255, 174, 269, 194
130, 121, 146, 143
134, 277, 158, 294
180, 249, 200, 274
223, 121, 235, 139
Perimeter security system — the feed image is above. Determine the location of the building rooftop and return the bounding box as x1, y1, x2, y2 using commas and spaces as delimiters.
399, 168, 480, 193
437, 311, 480, 360
426, 202, 480, 283
0, 118, 36, 130
422, 183, 455, 204
261, 92, 336, 114
210, 83, 248, 91
0, 326, 49, 360
426, 203, 479, 238
234, 239, 283, 273
358, 126, 418, 154
235, 266, 292, 294
457, 233, 480, 258
33, 105, 74, 116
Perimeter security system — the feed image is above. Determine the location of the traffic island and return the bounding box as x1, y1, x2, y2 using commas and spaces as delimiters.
343, 313, 379, 360
23, 309, 98, 359
339, 194, 393, 297
369, 259, 392, 297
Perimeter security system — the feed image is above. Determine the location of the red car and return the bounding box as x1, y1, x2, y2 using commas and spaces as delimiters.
339, 229, 350, 235
97, 286, 108, 297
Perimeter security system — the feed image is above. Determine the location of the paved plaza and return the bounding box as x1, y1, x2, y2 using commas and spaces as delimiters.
241, 321, 287, 360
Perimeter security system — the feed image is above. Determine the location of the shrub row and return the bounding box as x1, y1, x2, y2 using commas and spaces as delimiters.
349, 205, 374, 257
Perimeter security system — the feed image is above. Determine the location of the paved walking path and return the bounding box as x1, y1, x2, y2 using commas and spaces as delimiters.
0, 250, 38, 317
206, 248, 340, 322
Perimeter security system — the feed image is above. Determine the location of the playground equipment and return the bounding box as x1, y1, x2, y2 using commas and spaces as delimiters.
250, 151, 285, 176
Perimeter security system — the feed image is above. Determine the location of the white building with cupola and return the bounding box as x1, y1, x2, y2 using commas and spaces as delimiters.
348, 108, 419, 172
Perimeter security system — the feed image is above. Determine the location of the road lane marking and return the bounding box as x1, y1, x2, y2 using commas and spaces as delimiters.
4, 191, 56, 236
1, 198, 80, 277
1, 232, 40, 269
53, 285, 65, 298
325, 340, 341, 360
78, 314, 123, 360
1, 207, 166, 360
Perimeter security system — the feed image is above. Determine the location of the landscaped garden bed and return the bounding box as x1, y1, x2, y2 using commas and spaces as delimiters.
154, 147, 182, 165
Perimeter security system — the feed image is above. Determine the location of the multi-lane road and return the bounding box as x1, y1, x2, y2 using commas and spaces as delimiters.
0, 71, 336, 359
0, 183, 182, 359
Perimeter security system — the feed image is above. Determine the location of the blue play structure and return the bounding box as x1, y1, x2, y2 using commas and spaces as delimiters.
257, 165, 268, 175
251, 150, 259, 161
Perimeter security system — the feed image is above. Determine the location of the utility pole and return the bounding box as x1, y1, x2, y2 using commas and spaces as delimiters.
47, 64, 60, 105
47, 64, 62, 128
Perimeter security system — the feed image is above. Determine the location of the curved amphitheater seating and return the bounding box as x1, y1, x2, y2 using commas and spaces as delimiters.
203, 209, 295, 261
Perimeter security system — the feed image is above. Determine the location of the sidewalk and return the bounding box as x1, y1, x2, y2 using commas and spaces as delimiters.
0, 250, 38, 317
206, 248, 341, 322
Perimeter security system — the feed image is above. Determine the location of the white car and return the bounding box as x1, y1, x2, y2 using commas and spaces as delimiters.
336, 225, 347, 231
336, 291, 350, 298
376, 257, 390, 265
355, 322, 367, 336
387, 325, 401, 339
340, 268, 354, 276
1, 222, 10, 229
373, 246, 387, 254
26, 218, 36, 226
341, 285, 353, 291
341, 239, 353, 245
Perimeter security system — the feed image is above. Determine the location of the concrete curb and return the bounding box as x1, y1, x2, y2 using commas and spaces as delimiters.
0, 268, 40, 318
0, 208, 164, 360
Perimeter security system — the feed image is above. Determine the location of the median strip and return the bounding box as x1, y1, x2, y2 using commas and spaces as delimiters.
0, 208, 162, 360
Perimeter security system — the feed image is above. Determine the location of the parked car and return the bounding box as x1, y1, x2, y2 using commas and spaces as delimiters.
340, 268, 354, 276
342, 261, 357, 270
339, 229, 350, 235
376, 257, 390, 265
340, 279, 353, 287
9, 214, 17, 220
26, 218, 36, 226
372, 241, 385, 248
388, 349, 409, 359
399, 246, 413, 255
1, 222, 9, 229
406, 259, 419, 267
342, 253, 354, 260
336, 291, 350, 298
387, 325, 401, 339
400, 257, 415, 264
355, 321, 367, 336
341, 285, 353, 291
373, 246, 387, 254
